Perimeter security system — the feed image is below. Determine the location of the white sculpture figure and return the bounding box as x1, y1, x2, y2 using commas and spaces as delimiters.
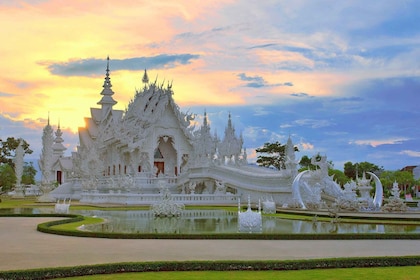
12, 139, 25, 198
311, 154, 330, 178
214, 181, 226, 194
180, 154, 189, 173
302, 182, 322, 210
188, 182, 197, 194
238, 196, 262, 233
55, 198, 71, 214
381, 181, 407, 212
39, 117, 54, 186
391, 181, 401, 199
343, 181, 357, 200
357, 172, 372, 200
262, 197, 276, 214
139, 152, 151, 173
292, 155, 343, 210
291, 170, 309, 209
14, 140, 24, 186
284, 136, 298, 177
151, 186, 184, 217
367, 172, 383, 208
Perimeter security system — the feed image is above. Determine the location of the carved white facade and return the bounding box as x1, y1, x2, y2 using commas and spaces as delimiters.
39, 117, 73, 186
47, 58, 299, 205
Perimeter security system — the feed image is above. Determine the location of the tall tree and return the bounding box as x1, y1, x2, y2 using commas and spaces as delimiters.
328, 169, 350, 187
256, 141, 298, 170
0, 137, 33, 167
344, 161, 383, 180
299, 155, 313, 170
380, 170, 418, 197
21, 162, 37, 185
344, 161, 356, 179
0, 164, 16, 191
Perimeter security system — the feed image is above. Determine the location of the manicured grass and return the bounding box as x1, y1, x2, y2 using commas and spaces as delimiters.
55, 266, 420, 280
270, 212, 420, 225
0, 196, 38, 208
49, 216, 104, 231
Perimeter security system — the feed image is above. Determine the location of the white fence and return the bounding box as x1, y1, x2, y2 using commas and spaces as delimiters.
80, 192, 239, 205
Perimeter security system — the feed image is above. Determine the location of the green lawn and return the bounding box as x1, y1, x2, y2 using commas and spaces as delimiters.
0, 196, 38, 208
56, 266, 420, 280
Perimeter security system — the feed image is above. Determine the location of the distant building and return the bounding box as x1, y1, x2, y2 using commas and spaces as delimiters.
401, 165, 417, 174
401, 165, 420, 198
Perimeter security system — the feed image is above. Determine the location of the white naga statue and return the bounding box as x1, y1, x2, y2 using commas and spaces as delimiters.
151, 183, 185, 217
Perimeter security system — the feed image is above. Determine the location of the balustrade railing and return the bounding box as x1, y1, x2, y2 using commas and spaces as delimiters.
80, 192, 239, 205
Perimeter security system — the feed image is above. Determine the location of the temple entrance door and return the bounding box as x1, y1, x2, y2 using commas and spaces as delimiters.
154, 162, 164, 176
155, 136, 177, 177
56, 170, 62, 184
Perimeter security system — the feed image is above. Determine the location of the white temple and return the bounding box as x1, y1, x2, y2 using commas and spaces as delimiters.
41, 58, 300, 205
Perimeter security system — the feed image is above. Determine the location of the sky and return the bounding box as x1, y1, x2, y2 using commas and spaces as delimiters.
0, 0, 419, 172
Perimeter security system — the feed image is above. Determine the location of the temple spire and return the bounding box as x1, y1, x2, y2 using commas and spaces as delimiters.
203, 110, 208, 126
52, 121, 66, 156
227, 112, 232, 129
142, 69, 149, 84
97, 57, 117, 118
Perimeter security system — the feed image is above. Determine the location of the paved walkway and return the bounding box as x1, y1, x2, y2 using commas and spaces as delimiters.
1, 217, 419, 271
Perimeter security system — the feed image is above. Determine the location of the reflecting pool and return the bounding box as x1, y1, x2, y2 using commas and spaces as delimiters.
74, 209, 420, 234
2, 208, 419, 234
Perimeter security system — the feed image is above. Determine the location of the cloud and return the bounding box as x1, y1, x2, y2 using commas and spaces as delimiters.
252, 106, 272, 116
0, 0, 48, 7
42, 54, 200, 76
246, 148, 257, 163
331, 96, 363, 102
399, 150, 420, 157
299, 141, 314, 151
248, 43, 278, 49
290, 92, 312, 98
279, 124, 293, 129
0, 91, 13, 97
350, 138, 409, 147
237, 73, 293, 88
294, 119, 334, 129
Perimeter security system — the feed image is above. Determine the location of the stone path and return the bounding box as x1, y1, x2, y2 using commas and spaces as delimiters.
1, 217, 419, 271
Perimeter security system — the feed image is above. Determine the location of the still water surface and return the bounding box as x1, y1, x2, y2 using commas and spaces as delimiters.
2, 208, 419, 234
75, 209, 420, 234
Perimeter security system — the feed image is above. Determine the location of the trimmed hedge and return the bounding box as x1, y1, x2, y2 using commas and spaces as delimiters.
0, 257, 419, 280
